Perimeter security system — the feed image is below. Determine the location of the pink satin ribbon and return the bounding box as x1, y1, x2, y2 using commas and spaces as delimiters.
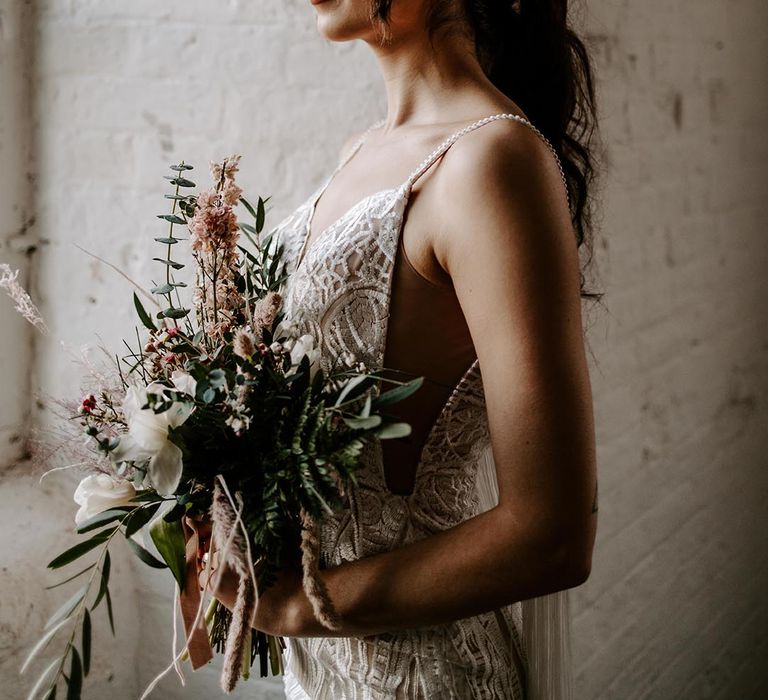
179, 516, 214, 670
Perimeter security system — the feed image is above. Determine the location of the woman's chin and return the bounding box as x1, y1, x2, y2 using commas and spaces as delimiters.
313, 1, 372, 42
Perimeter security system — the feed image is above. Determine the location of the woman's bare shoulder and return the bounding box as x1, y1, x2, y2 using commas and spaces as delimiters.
431, 115, 578, 306
444, 117, 567, 206
430, 117, 573, 264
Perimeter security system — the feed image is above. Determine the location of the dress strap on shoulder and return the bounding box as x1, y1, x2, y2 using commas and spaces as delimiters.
403, 112, 571, 212
336, 118, 387, 171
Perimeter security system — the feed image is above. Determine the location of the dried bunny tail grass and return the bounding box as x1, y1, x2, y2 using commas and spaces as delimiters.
251, 291, 282, 335
210, 479, 258, 693
232, 326, 256, 360
221, 575, 255, 693
299, 509, 342, 631
0, 263, 47, 332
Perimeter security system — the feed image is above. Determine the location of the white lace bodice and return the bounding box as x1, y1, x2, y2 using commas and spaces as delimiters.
270, 113, 570, 699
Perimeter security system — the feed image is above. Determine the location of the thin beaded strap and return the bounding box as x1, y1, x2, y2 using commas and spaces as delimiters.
403, 112, 572, 213
335, 118, 387, 172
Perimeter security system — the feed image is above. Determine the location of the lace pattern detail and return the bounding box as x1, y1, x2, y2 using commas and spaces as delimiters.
267, 113, 567, 698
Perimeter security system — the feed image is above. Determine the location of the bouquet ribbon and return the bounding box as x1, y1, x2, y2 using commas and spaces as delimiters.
180, 516, 214, 670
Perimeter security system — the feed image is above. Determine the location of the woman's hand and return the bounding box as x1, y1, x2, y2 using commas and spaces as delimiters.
182, 513, 309, 637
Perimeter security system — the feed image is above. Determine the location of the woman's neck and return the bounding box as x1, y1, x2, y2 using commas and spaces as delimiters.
367, 27, 505, 133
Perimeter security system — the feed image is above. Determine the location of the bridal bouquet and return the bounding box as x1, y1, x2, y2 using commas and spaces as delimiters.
15, 156, 422, 699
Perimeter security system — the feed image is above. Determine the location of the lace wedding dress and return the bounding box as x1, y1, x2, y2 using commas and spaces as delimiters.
269, 113, 574, 699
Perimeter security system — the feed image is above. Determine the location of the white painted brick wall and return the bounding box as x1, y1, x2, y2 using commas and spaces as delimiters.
578, 0, 768, 698
2, 0, 766, 698
0, 0, 34, 465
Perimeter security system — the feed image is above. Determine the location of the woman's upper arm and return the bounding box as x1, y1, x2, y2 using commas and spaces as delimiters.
434, 123, 597, 576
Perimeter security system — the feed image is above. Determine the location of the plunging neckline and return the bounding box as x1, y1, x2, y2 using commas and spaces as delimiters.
296, 183, 406, 272
294, 118, 390, 272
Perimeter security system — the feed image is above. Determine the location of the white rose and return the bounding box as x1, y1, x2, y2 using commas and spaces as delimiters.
74, 473, 137, 527
110, 383, 194, 496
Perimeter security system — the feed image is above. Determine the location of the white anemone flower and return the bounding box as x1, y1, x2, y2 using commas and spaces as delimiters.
110, 383, 194, 496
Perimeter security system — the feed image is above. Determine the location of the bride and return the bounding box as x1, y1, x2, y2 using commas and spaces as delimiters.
202, 0, 600, 697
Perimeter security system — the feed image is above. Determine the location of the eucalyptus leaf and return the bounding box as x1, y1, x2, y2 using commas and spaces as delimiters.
342, 415, 382, 430
156, 214, 186, 225
372, 376, 424, 407
152, 258, 185, 270
159, 307, 190, 320
153, 237, 182, 245
164, 177, 195, 187
208, 368, 227, 388
375, 422, 413, 439
150, 283, 174, 295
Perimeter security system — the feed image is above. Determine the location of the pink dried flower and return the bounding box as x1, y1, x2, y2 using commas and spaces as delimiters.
188, 157, 247, 339
209, 154, 241, 184
222, 180, 243, 206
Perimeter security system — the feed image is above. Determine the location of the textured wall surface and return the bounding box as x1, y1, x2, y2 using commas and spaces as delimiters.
1, 0, 767, 698
0, 0, 35, 465
574, 2, 768, 698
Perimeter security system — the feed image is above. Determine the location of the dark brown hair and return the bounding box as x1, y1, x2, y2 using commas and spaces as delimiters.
370, 0, 602, 301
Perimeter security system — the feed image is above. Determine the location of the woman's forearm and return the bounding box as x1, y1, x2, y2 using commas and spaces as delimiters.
296, 504, 591, 638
